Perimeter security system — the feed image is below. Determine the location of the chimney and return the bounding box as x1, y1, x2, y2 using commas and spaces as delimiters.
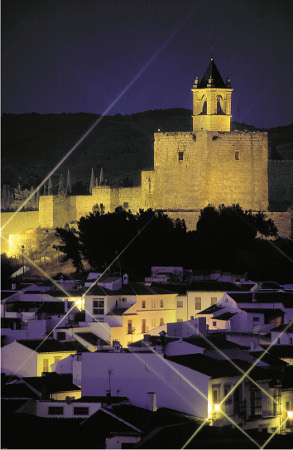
96, 338, 102, 351
146, 392, 157, 412
113, 341, 122, 352
106, 390, 111, 405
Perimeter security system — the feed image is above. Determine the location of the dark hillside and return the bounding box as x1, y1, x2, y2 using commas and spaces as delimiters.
2, 111, 292, 191
1, 109, 192, 190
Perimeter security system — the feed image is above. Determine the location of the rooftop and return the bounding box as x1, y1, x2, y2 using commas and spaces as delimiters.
75, 332, 109, 346
21, 372, 80, 394
197, 304, 223, 315
198, 58, 227, 89
16, 338, 79, 353
228, 291, 293, 307
86, 281, 176, 297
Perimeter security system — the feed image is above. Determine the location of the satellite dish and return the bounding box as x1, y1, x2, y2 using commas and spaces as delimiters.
65, 396, 72, 404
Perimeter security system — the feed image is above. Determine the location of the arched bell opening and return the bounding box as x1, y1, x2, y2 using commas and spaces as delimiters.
217, 95, 225, 115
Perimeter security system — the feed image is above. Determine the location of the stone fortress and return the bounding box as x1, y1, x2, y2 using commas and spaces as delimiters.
1, 58, 292, 256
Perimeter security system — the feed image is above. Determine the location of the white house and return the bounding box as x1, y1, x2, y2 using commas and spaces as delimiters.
80, 351, 211, 417
1, 338, 78, 378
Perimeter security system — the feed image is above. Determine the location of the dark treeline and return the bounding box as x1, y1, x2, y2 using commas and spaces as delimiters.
54, 205, 293, 283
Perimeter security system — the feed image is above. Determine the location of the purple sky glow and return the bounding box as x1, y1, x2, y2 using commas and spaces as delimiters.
2, 0, 293, 128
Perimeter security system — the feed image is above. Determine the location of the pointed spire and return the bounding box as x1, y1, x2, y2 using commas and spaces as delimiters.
99, 167, 105, 186
35, 188, 40, 208
30, 186, 35, 208
193, 76, 199, 88
89, 168, 95, 194
207, 74, 215, 88
43, 183, 47, 196
95, 177, 99, 187
48, 177, 53, 195
58, 173, 65, 195
198, 58, 226, 88
66, 169, 72, 194
1, 184, 8, 209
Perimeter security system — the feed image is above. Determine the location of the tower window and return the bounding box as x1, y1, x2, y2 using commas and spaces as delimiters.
178, 152, 184, 161
235, 151, 240, 160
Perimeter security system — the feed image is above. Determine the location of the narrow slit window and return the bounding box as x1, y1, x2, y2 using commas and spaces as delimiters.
235, 151, 240, 160
178, 152, 184, 161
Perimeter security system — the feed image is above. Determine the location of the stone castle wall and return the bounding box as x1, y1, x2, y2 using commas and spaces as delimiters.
266, 212, 292, 239
2, 132, 292, 256
268, 160, 293, 205
152, 130, 268, 212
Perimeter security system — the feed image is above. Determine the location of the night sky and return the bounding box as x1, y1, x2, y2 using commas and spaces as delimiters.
2, 0, 293, 129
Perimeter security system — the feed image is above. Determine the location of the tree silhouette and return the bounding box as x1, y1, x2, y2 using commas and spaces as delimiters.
53, 204, 293, 282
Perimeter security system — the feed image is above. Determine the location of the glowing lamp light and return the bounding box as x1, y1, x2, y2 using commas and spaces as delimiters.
288, 411, 293, 418
214, 404, 220, 412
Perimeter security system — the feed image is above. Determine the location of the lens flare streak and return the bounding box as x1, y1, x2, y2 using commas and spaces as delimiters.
187, 323, 288, 413
260, 417, 289, 449
0, 3, 200, 235
221, 411, 260, 448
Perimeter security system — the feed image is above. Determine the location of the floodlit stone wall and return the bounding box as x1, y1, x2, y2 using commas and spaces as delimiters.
152, 130, 268, 212
2, 126, 293, 254
1, 210, 39, 254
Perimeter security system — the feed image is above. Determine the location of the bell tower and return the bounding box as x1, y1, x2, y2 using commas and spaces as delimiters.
191, 57, 233, 132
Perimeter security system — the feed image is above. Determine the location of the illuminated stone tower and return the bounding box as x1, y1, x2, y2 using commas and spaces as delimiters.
192, 57, 233, 132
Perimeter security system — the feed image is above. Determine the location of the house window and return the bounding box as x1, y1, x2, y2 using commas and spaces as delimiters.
74, 407, 89, 415
212, 385, 220, 405
235, 151, 240, 160
213, 321, 217, 327
123, 202, 129, 209
57, 332, 66, 341
93, 299, 104, 315
127, 320, 133, 334
178, 152, 184, 161
160, 300, 164, 308
253, 316, 260, 322
48, 406, 64, 415
289, 337, 293, 345
54, 356, 61, 363
43, 359, 49, 372
211, 297, 217, 305
142, 300, 146, 309
141, 319, 146, 333
224, 384, 232, 404
250, 389, 262, 416
195, 297, 201, 310
273, 389, 281, 415
177, 300, 183, 308
177, 319, 183, 323
160, 318, 164, 326
234, 385, 246, 417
